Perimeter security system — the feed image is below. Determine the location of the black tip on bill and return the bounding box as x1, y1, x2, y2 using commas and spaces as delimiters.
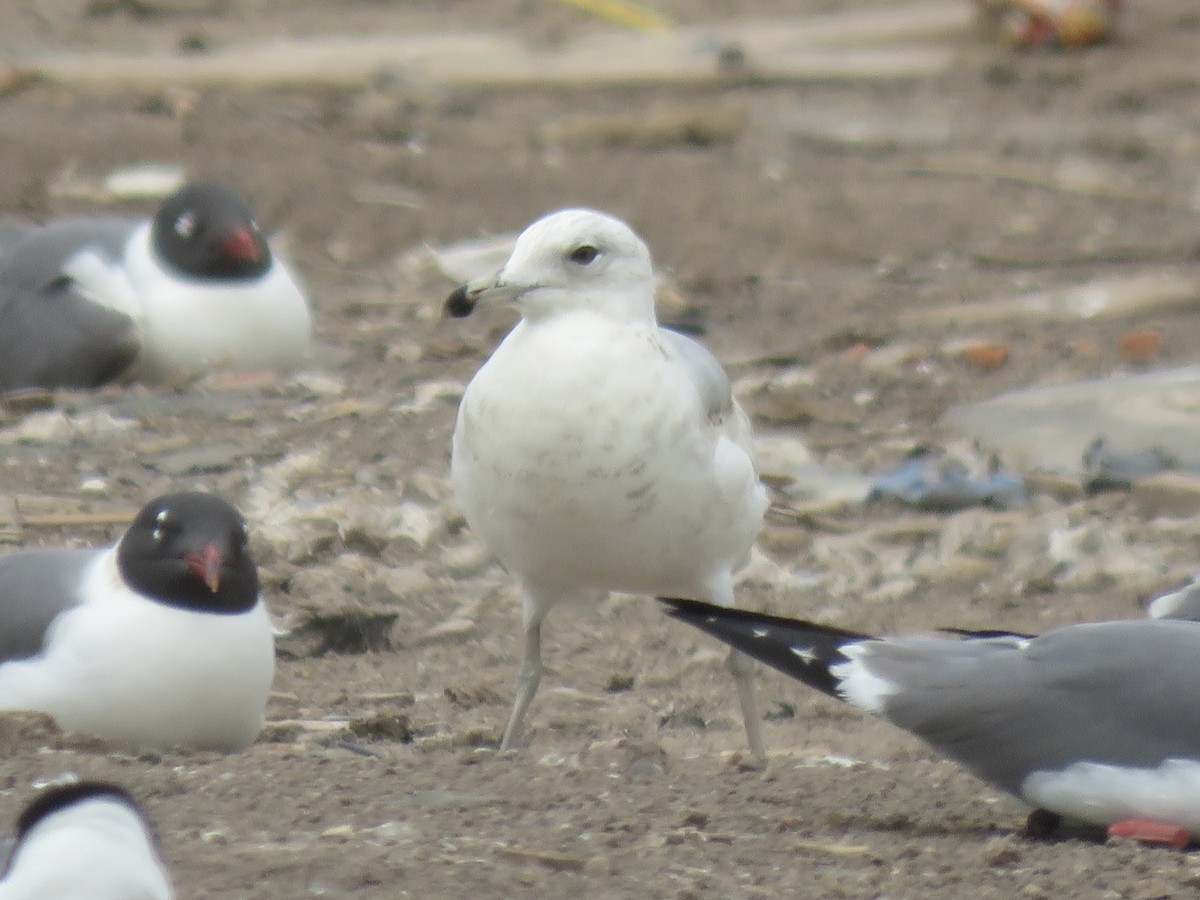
444, 284, 478, 318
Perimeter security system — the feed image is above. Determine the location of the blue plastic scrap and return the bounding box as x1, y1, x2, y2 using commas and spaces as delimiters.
866, 449, 1027, 512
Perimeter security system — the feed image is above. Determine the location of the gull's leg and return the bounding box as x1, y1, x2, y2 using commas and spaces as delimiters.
500, 589, 551, 751
709, 574, 766, 763
727, 646, 766, 762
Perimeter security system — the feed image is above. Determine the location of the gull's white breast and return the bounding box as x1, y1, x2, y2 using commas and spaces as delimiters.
118, 223, 312, 381
0, 801, 173, 900
0, 548, 275, 751
452, 313, 765, 596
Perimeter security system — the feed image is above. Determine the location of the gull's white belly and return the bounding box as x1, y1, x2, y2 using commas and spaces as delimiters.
1022, 758, 1200, 830
452, 320, 763, 596
119, 224, 312, 380
0, 553, 275, 751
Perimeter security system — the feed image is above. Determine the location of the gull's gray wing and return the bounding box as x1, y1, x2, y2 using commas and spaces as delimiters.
0, 548, 98, 661
0, 218, 137, 292
869, 620, 1200, 795
0, 220, 33, 257
662, 600, 1200, 801
659, 327, 732, 420
0, 280, 138, 391
0, 212, 142, 391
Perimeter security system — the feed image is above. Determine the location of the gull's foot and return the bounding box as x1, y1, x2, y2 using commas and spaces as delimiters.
1107, 819, 1191, 849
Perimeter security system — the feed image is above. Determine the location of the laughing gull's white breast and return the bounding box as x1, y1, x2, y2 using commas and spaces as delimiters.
0, 181, 312, 392
664, 598, 1200, 843
446, 208, 768, 757
0, 492, 275, 751
0, 781, 172, 900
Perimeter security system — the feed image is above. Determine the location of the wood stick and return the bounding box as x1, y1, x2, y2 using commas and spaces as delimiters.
30, 8, 964, 90
0, 509, 135, 530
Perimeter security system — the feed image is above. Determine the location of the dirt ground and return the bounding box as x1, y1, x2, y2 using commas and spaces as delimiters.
1, 1, 1200, 897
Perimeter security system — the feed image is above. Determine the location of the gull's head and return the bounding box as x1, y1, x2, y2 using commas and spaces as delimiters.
444, 209, 657, 323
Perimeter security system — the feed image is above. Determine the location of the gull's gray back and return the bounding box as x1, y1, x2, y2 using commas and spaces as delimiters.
0, 548, 97, 661
0, 219, 137, 291
874, 620, 1200, 794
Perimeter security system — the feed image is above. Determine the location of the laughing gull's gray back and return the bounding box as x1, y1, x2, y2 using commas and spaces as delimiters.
0, 219, 134, 291
663, 598, 1200, 840
0, 549, 96, 661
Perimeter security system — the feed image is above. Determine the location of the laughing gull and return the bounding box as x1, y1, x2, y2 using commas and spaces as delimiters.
0, 781, 173, 899
0, 181, 312, 391
663, 597, 1200, 842
0, 492, 275, 751
447, 208, 768, 757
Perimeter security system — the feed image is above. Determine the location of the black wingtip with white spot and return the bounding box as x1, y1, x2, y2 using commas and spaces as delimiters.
659, 597, 871, 701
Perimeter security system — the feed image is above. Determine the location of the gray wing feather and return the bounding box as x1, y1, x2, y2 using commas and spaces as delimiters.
872, 620, 1200, 795
0, 220, 33, 256
0, 282, 138, 391
0, 549, 98, 661
0, 218, 137, 291
659, 327, 733, 419
0, 219, 141, 391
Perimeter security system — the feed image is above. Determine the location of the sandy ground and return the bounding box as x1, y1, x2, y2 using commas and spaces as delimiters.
1, 1, 1200, 897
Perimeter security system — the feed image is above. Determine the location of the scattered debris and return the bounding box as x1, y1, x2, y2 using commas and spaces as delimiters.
540, 102, 748, 150
975, 0, 1122, 49
553, 0, 673, 31
867, 447, 1026, 511
31, 10, 961, 90
1117, 328, 1163, 364
347, 712, 413, 743
1082, 436, 1176, 494
959, 340, 1011, 370
903, 272, 1200, 328
945, 366, 1200, 476
48, 163, 186, 203
1130, 472, 1200, 519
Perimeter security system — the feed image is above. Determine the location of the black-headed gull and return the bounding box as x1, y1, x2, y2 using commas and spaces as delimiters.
0, 492, 275, 751
0, 181, 311, 391
0, 781, 172, 899
447, 208, 768, 757
663, 597, 1200, 845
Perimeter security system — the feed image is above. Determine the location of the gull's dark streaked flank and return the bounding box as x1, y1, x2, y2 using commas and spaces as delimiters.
0, 181, 311, 392
0, 492, 275, 751
448, 208, 769, 757
0, 781, 173, 899
663, 597, 1200, 842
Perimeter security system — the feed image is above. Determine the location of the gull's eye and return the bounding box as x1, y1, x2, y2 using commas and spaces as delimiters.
152, 509, 173, 542
568, 244, 600, 265
174, 211, 196, 239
